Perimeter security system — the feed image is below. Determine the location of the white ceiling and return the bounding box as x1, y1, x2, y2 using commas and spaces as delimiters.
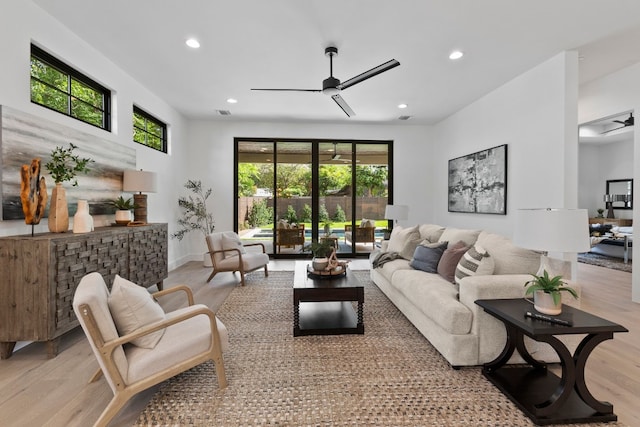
32, 0, 640, 125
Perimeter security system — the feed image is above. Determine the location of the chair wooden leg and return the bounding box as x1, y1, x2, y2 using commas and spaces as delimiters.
89, 367, 103, 383
240, 271, 246, 286
207, 269, 218, 283
94, 392, 131, 427
264, 264, 269, 277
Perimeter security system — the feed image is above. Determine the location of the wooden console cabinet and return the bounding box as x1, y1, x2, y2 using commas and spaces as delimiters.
0, 223, 167, 359
588, 217, 632, 226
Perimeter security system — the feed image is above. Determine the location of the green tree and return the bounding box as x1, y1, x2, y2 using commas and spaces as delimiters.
299, 203, 312, 223
319, 165, 351, 196
333, 204, 346, 222
285, 205, 298, 223
247, 199, 272, 227
318, 204, 329, 222
238, 163, 260, 196
355, 165, 388, 197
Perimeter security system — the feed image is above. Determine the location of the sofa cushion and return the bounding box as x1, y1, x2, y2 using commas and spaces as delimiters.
410, 241, 448, 273
387, 225, 420, 254
476, 231, 541, 275
392, 269, 472, 335
221, 232, 247, 258
376, 257, 413, 282
437, 240, 469, 283
438, 228, 481, 248
108, 275, 165, 349
418, 224, 446, 243
454, 244, 495, 285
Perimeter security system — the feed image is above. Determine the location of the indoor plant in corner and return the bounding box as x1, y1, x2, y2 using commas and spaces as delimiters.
170, 180, 216, 265
45, 143, 93, 233
524, 270, 578, 315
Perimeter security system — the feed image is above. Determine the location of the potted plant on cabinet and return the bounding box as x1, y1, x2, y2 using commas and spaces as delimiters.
110, 196, 136, 225
170, 180, 216, 265
45, 143, 93, 233
524, 270, 578, 315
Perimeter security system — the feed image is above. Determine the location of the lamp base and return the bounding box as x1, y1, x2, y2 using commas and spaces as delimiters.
133, 193, 148, 224
606, 203, 615, 219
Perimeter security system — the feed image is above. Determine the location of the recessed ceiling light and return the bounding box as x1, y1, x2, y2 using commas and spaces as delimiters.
227, 98, 238, 104
449, 50, 464, 60
185, 38, 200, 49
398, 103, 408, 109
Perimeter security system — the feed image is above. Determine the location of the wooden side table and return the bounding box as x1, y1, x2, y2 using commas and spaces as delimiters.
475, 298, 628, 425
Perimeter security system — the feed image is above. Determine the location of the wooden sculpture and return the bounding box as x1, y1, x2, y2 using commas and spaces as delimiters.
20, 158, 48, 226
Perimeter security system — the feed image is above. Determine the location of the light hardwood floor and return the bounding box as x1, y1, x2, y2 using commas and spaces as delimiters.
0, 260, 637, 426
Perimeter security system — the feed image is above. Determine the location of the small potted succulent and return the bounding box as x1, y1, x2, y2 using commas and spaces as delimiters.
524, 270, 578, 315
596, 208, 605, 218
110, 196, 137, 224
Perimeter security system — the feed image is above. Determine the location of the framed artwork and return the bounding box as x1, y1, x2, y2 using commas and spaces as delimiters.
448, 144, 507, 215
1, 105, 136, 220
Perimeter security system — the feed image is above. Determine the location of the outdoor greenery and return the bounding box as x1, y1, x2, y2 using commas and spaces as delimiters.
333, 204, 346, 222
171, 180, 215, 240
237, 163, 388, 198
285, 205, 298, 223
133, 107, 166, 152
45, 143, 94, 185
30, 46, 107, 129
247, 199, 272, 228
299, 204, 312, 223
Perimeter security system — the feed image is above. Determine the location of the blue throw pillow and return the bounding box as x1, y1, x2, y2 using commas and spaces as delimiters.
410, 241, 448, 273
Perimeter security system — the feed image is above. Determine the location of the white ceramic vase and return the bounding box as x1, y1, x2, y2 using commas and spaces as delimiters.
312, 257, 329, 271
533, 290, 562, 315
115, 209, 132, 224
73, 200, 94, 233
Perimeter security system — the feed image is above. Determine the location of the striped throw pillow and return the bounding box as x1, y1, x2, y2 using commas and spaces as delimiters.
454, 244, 494, 285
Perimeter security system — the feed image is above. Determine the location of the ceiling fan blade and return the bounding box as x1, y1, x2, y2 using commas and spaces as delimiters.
251, 88, 322, 92
613, 120, 626, 125
601, 126, 626, 134
339, 59, 400, 90
331, 94, 355, 117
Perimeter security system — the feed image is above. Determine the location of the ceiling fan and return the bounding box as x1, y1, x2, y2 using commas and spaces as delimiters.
601, 113, 634, 134
251, 46, 400, 117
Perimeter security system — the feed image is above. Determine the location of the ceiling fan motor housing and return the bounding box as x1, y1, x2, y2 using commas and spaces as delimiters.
323, 76, 341, 94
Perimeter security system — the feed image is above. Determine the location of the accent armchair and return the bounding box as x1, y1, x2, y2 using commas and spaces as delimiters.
72, 272, 228, 427
345, 224, 376, 249
276, 223, 305, 253
206, 231, 269, 286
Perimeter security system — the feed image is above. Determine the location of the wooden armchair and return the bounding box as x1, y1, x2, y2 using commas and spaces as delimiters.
73, 272, 227, 427
345, 224, 376, 249
206, 231, 269, 286
276, 223, 305, 253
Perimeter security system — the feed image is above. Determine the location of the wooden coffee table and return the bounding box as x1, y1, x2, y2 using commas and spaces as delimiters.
293, 261, 364, 336
476, 298, 628, 425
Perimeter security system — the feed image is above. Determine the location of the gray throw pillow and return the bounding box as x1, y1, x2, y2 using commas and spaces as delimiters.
410, 241, 449, 273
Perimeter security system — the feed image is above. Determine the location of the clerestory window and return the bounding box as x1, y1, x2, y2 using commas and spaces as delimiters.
30, 44, 111, 131
133, 106, 167, 153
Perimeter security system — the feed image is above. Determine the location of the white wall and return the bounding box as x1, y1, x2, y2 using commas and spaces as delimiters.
580, 61, 640, 302
431, 52, 580, 237
0, 1, 189, 269
181, 120, 432, 258
579, 139, 634, 219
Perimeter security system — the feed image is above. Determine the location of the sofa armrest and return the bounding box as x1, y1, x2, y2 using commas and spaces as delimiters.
380, 240, 389, 252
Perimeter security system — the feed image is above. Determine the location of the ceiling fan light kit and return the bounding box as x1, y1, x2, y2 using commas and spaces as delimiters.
252, 46, 400, 117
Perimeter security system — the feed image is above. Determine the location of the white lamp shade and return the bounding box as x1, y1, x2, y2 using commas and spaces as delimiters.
123, 170, 157, 193
384, 204, 408, 220
514, 208, 590, 253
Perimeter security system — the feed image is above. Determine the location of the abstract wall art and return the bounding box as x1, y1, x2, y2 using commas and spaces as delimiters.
448, 144, 507, 215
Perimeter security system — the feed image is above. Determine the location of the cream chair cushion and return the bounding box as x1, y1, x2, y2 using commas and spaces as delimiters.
125, 304, 229, 384
221, 232, 247, 258
108, 275, 166, 349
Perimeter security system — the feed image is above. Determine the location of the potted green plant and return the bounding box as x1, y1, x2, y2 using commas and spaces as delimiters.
45, 143, 93, 232
171, 180, 216, 265
110, 196, 137, 224
524, 270, 578, 315
596, 208, 605, 218
303, 239, 335, 271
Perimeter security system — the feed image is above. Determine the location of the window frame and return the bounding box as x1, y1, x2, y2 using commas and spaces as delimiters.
133, 106, 168, 153
30, 44, 111, 131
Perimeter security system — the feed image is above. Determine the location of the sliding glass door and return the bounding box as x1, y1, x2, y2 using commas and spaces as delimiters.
235, 138, 392, 258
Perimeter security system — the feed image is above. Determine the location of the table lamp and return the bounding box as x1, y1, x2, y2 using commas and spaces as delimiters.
603, 194, 615, 218
384, 204, 408, 226
513, 208, 590, 279
123, 169, 157, 223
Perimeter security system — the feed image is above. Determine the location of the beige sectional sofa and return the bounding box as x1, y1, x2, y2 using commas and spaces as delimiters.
370, 224, 579, 368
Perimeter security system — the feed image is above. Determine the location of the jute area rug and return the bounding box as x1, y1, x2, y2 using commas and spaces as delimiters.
136, 271, 626, 427
578, 252, 632, 273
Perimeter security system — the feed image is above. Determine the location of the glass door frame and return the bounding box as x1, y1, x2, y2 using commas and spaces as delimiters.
234, 137, 394, 259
